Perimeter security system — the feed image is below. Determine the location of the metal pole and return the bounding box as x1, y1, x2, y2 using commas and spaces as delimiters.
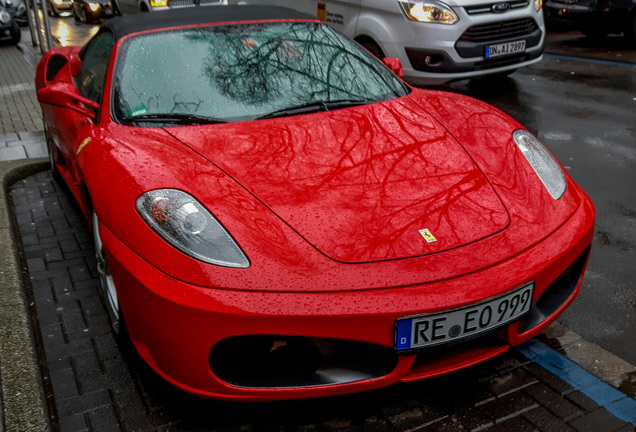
30, 0, 45, 54
25, 0, 38, 46
39, 0, 54, 50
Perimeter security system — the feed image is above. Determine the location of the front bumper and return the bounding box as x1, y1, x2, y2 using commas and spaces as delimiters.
0, 21, 20, 43
381, 8, 546, 84
101, 194, 594, 400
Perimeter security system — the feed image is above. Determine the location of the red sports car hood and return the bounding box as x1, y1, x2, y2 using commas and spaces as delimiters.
166, 97, 510, 263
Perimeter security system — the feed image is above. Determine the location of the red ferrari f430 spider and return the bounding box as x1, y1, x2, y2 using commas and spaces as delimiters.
36, 5, 595, 400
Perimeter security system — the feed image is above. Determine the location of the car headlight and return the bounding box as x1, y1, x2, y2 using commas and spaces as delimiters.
136, 189, 250, 268
398, 0, 459, 24
87, 2, 100, 10
0, 10, 11, 23
513, 130, 566, 199
149, 0, 168, 7
534, 0, 542, 11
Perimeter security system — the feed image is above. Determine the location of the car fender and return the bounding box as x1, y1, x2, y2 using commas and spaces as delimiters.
355, 1, 415, 52
408, 88, 585, 241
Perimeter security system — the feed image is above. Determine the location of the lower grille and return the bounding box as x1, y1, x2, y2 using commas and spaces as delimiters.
210, 335, 398, 388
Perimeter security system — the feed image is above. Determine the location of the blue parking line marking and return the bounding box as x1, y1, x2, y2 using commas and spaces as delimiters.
544, 53, 636, 69
517, 339, 636, 425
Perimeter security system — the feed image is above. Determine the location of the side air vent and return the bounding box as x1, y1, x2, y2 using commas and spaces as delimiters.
46, 55, 68, 82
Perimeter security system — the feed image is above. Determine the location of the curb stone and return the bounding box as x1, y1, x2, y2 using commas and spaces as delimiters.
0, 159, 51, 432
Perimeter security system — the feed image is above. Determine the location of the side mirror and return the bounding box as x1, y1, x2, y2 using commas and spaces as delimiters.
383, 57, 404, 78
37, 84, 99, 121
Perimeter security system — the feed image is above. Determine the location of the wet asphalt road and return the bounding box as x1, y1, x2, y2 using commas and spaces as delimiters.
33, 15, 636, 366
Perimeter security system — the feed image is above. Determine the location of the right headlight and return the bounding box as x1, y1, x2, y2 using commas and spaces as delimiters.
398, 0, 459, 24
513, 130, 566, 200
136, 189, 250, 268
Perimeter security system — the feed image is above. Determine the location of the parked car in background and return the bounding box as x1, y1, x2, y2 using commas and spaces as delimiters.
0, 6, 20, 44
71, 0, 114, 22
0, 0, 27, 26
545, 0, 636, 40
237, 0, 546, 85
112, 0, 224, 15
48, 0, 73, 16
36, 5, 594, 400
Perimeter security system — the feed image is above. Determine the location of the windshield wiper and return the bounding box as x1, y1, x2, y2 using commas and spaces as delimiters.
256, 98, 373, 120
121, 113, 228, 125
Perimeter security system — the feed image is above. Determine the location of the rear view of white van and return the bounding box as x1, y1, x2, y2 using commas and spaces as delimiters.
236, 0, 545, 85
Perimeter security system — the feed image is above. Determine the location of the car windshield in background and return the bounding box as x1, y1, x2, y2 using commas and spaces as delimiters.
113, 22, 409, 125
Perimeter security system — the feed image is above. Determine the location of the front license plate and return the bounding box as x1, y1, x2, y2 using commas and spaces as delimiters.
395, 283, 534, 351
485, 40, 526, 59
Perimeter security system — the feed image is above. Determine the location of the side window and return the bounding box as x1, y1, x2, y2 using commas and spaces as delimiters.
78, 32, 115, 104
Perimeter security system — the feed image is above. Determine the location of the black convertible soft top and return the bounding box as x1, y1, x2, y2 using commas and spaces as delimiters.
99, 5, 317, 41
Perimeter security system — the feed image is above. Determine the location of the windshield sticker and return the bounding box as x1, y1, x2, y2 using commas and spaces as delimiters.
130, 105, 147, 117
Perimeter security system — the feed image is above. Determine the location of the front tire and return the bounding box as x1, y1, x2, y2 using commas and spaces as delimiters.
92, 211, 122, 335
48, 2, 59, 17
45, 130, 64, 184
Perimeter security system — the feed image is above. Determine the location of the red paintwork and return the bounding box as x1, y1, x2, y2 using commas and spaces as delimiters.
35, 19, 595, 401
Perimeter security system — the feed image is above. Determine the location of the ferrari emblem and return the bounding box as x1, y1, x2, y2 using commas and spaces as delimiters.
419, 228, 437, 243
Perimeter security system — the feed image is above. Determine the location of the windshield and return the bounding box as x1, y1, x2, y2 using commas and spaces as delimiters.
113, 21, 409, 125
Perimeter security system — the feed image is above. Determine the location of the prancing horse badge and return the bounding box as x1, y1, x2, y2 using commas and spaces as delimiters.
418, 228, 437, 243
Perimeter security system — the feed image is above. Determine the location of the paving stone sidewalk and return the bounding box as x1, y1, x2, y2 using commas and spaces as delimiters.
0, 43, 47, 162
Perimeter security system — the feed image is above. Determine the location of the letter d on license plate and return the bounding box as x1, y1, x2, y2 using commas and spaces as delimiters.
395, 283, 533, 351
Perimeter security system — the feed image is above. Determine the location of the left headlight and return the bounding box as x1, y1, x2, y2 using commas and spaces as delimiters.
136, 189, 250, 268
398, 0, 459, 24
0, 10, 11, 23
534, 0, 542, 11
513, 130, 566, 200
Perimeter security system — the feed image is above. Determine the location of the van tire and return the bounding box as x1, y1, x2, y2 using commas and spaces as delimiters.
358, 40, 384, 59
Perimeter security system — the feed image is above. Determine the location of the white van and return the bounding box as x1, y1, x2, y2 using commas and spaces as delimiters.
237, 0, 545, 85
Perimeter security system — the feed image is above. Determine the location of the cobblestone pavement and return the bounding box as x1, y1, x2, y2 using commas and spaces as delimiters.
0, 43, 47, 161
8, 171, 636, 432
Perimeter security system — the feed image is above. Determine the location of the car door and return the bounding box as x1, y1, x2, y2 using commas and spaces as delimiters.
51, 31, 114, 193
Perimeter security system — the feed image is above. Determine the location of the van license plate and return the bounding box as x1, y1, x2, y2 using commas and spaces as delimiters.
485, 40, 526, 59
395, 283, 534, 351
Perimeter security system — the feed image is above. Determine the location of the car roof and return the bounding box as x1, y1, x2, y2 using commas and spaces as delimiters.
99, 5, 318, 41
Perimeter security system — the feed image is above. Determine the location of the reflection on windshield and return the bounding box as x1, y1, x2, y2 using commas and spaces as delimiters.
114, 22, 408, 124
